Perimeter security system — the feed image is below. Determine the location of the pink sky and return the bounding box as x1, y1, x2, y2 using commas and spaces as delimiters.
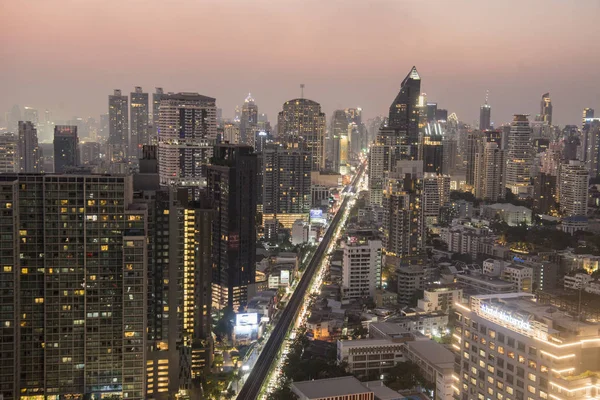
1, 0, 599, 126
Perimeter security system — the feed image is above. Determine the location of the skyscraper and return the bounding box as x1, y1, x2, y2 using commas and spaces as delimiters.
540, 92, 553, 125
157, 92, 217, 187
583, 107, 595, 129
53, 125, 79, 173
152, 87, 165, 142
108, 89, 129, 161
419, 131, 444, 174
207, 144, 257, 310
474, 142, 505, 202
262, 144, 312, 228
130, 86, 149, 160
505, 114, 533, 197
382, 160, 424, 258
479, 100, 491, 130
583, 119, 600, 177
240, 93, 258, 146
18, 120, 41, 172
0, 132, 18, 173
388, 66, 421, 159
277, 98, 326, 171
331, 109, 348, 173
341, 234, 382, 299
0, 174, 146, 400
560, 160, 589, 217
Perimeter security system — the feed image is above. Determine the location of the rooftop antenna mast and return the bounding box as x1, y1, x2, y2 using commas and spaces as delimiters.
485, 90, 489, 105
300, 84, 305, 99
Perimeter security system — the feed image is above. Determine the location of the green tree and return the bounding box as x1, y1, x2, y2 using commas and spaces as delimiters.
385, 361, 432, 391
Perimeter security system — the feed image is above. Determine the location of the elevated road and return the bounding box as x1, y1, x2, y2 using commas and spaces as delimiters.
237, 163, 365, 400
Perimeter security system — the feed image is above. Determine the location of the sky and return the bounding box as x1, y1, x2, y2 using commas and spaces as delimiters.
1, 0, 600, 127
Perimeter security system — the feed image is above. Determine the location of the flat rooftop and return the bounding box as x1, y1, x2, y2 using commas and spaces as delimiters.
292, 376, 372, 399
363, 381, 403, 400
405, 340, 455, 370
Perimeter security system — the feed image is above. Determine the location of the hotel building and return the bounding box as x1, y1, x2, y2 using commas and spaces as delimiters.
452, 293, 600, 400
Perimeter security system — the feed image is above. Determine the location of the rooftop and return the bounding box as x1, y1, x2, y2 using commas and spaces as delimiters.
404, 340, 455, 370
291, 376, 372, 399
363, 381, 403, 400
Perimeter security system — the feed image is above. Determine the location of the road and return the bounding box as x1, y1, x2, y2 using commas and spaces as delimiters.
236, 162, 365, 400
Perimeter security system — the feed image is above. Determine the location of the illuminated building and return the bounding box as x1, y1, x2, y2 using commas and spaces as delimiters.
388, 66, 421, 159
474, 142, 505, 202
466, 130, 483, 187
208, 144, 257, 310
223, 121, 240, 144
583, 107, 595, 129
240, 93, 258, 146
540, 92, 553, 125
480, 99, 491, 130
130, 86, 149, 160
18, 121, 41, 173
262, 144, 311, 228
582, 119, 600, 177
151, 87, 165, 142
533, 172, 557, 214
0, 174, 147, 400
53, 125, 80, 173
292, 376, 376, 400
341, 234, 382, 299
157, 92, 216, 187
422, 173, 450, 226
559, 160, 589, 217
505, 114, 533, 197
0, 132, 18, 173
452, 293, 600, 400
133, 147, 212, 398
420, 130, 444, 174
108, 89, 129, 161
382, 160, 424, 259
277, 98, 326, 171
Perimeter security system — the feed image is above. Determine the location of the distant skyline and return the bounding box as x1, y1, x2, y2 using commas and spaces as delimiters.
1, 0, 599, 127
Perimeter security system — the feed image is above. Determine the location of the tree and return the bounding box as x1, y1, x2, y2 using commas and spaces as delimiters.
385, 361, 431, 391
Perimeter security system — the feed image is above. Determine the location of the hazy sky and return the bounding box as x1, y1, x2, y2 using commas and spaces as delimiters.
2, 0, 599, 127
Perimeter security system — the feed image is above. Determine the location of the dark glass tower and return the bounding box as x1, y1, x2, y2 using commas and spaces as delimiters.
207, 144, 257, 310
388, 66, 421, 159
53, 125, 80, 173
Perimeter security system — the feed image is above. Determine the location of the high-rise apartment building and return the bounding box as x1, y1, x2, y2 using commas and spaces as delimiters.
262, 144, 312, 228
452, 293, 600, 400
132, 147, 213, 399
540, 92, 552, 125
474, 142, 505, 202
559, 159, 589, 217
341, 234, 382, 299
505, 114, 533, 197
382, 160, 424, 258
277, 98, 326, 171
388, 66, 421, 159
0, 132, 18, 173
207, 144, 257, 310
151, 87, 165, 142
582, 119, 600, 177
442, 137, 458, 175
130, 86, 149, 160
53, 125, 79, 173
0, 174, 147, 400
240, 93, 258, 146
533, 172, 557, 214
422, 172, 450, 226
18, 121, 41, 173
223, 122, 240, 144
157, 92, 217, 187
108, 89, 129, 161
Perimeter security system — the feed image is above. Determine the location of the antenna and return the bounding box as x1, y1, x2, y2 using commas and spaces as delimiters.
485, 90, 489, 105
300, 84, 305, 99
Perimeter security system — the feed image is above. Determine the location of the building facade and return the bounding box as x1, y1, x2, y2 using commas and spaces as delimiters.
130, 86, 149, 160
18, 121, 41, 173
53, 125, 79, 173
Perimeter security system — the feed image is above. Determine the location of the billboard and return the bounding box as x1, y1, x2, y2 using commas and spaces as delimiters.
236, 313, 259, 327
310, 209, 323, 219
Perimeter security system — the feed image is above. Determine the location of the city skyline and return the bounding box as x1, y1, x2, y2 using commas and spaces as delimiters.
2, 0, 600, 127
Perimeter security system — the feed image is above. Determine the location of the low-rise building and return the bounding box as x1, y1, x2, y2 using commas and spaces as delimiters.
417, 287, 463, 313
337, 339, 406, 378
481, 203, 532, 226
291, 376, 374, 400
401, 340, 455, 400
